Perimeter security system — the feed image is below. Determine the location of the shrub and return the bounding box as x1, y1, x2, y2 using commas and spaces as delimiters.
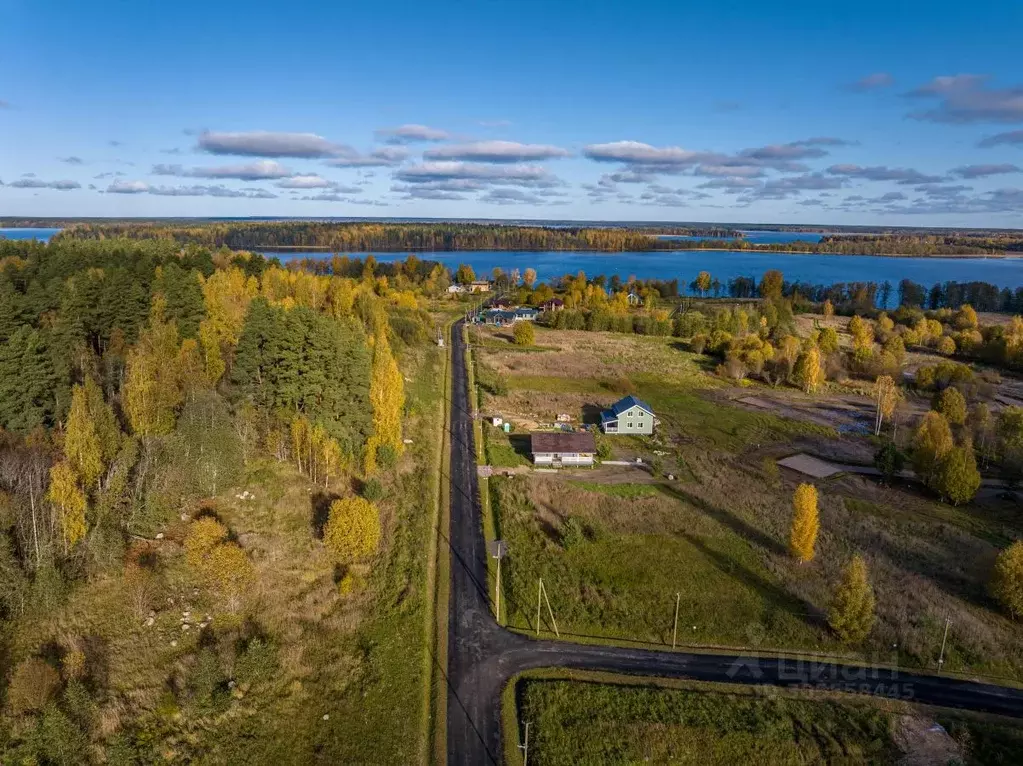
595, 438, 612, 461
323, 496, 381, 564
361, 478, 384, 501
936, 335, 957, 356
7, 657, 61, 714
873, 440, 906, 484
991, 541, 1023, 618
513, 321, 535, 346
235, 638, 279, 686
560, 517, 586, 550
376, 442, 398, 469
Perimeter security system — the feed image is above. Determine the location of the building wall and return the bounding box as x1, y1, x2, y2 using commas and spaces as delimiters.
533, 452, 595, 466
602, 405, 654, 435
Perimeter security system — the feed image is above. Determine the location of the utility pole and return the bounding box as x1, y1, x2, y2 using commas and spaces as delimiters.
519, 721, 530, 766
536, 578, 559, 637
490, 540, 506, 624
937, 616, 951, 670
672, 592, 680, 650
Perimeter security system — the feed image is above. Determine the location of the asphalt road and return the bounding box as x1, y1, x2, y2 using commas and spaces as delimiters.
444, 319, 1023, 766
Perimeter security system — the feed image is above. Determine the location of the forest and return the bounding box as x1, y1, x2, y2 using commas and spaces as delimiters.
0, 235, 440, 761
44, 221, 1023, 255
52, 221, 736, 252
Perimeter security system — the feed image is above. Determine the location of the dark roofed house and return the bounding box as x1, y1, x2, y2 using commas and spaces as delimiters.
600, 395, 655, 435
530, 431, 597, 467
541, 298, 564, 312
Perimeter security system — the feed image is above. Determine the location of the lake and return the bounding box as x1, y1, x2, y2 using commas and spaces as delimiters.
0, 227, 61, 242
270, 248, 1023, 303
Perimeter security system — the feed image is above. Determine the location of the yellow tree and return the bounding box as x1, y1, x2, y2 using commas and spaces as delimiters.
822, 299, 834, 318
991, 541, 1023, 618
912, 410, 954, 484
64, 384, 103, 490
695, 271, 712, 296
323, 497, 381, 564
122, 298, 184, 436
47, 461, 87, 551
793, 346, 824, 394
84, 377, 121, 466
369, 329, 405, 463
513, 321, 535, 346
523, 268, 537, 288
828, 554, 876, 643
789, 483, 819, 563
873, 375, 900, 436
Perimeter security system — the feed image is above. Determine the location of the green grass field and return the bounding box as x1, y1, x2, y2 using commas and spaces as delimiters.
517, 679, 899, 765
511, 675, 1023, 765
493, 476, 822, 649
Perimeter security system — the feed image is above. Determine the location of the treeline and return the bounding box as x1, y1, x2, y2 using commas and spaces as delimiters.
678, 234, 1023, 255
54, 221, 730, 252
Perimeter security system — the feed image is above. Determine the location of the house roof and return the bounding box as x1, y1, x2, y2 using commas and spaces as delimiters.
514, 307, 538, 316
530, 431, 597, 454
608, 395, 653, 417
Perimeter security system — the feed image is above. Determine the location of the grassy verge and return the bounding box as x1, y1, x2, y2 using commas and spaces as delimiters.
502, 669, 1023, 766
427, 320, 454, 765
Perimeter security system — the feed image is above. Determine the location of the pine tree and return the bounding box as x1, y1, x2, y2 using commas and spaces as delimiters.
991, 541, 1023, 619
789, 483, 819, 563
828, 555, 876, 643
64, 384, 103, 489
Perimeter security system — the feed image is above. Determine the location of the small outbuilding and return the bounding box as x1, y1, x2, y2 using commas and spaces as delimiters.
600, 395, 655, 435
530, 431, 597, 467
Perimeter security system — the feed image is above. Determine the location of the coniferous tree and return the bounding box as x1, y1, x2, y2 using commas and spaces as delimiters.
0, 326, 57, 432
828, 555, 876, 643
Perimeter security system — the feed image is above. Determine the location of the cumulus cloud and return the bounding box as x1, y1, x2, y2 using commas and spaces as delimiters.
978, 130, 1023, 148
741, 173, 847, 200
950, 163, 1021, 179
153, 160, 292, 180
197, 130, 343, 158
275, 174, 360, 192
845, 72, 894, 92
325, 146, 408, 168
696, 177, 763, 191
2, 177, 81, 190
106, 180, 150, 194
58, 156, 84, 165
94, 171, 125, 179
398, 188, 468, 201
906, 75, 1023, 123
374, 124, 451, 144
826, 164, 946, 185
424, 140, 570, 163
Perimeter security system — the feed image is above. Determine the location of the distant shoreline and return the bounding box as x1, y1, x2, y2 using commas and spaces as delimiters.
263, 246, 1022, 260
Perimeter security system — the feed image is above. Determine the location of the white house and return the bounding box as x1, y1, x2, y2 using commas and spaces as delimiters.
600, 395, 655, 435
530, 431, 596, 467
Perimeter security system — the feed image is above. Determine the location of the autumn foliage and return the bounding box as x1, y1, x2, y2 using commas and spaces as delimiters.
323, 496, 381, 564
788, 483, 819, 563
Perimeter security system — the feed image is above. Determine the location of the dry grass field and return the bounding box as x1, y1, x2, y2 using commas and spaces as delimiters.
476, 324, 1023, 680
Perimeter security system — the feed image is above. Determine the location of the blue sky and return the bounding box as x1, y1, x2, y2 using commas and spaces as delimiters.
2, 0, 1022, 225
